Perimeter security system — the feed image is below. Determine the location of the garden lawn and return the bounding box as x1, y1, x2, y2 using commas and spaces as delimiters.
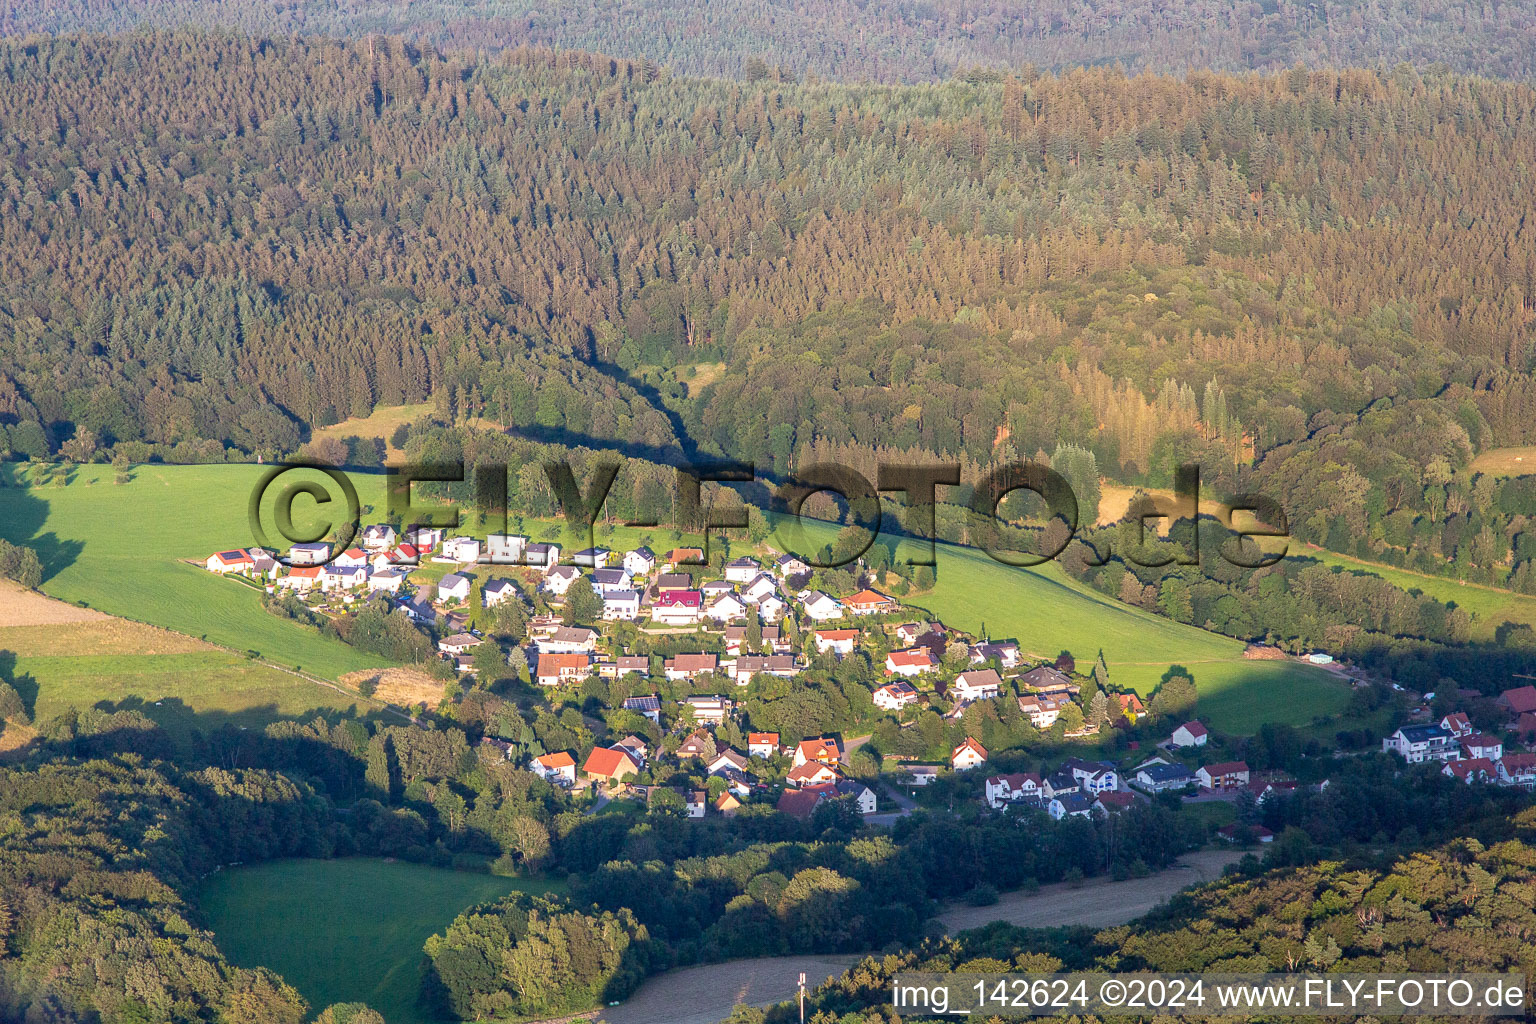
199, 859, 564, 1024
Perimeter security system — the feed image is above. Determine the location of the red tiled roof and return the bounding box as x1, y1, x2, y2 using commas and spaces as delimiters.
536, 752, 575, 770
953, 737, 988, 760
1503, 686, 1536, 714
583, 747, 638, 778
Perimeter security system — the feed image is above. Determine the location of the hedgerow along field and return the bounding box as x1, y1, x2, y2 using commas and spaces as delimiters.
0, 461, 1348, 733
198, 859, 564, 1024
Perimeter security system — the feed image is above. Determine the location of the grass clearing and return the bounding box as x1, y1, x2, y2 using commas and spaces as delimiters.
310, 403, 435, 459
1284, 542, 1536, 639
199, 859, 564, 1024
1469, 446, 1536, 477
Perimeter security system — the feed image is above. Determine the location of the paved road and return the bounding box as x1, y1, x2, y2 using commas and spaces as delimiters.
595, 955, 861, 1024
937, 848, 1243, 933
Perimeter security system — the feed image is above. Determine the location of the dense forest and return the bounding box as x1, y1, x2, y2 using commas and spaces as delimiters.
2, 33, 1536, 609
5, 0, 1536, 83
775, 813, 1536, 1023
4, 678, 1526, 1023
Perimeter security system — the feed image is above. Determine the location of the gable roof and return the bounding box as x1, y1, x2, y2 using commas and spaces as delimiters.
845, 588, 893, 607
1200, 760, 1249, 776
1503, 686, 1536, 714
535, 751, 576, 770
583, 747, 639, 777
1177, 720, 1209, 738
887, 648, 937, 668
953, 737, 988, 760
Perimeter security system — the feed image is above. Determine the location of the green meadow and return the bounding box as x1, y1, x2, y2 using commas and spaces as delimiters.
0, 463, 389, 679
199, 859, 563, 1024
0, 461, 1351, 734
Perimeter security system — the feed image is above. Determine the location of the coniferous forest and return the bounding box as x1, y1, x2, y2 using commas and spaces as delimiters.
4, 7, 1536, 1024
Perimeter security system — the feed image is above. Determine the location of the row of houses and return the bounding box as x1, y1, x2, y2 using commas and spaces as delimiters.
1383, 709, 1536, 787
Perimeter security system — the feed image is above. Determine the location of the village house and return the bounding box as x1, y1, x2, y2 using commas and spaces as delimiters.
664, 653, 718, 681
707, 748, 749, 775
748, 732, 780, 758
775, 554, 810, 578
602, 589, 642, 620
793, 736, 842, 766
800, 591, 844, 621
845, 589, 897, 616
438, 632, 481, 656
621, 694, 661, 722
873, 680, 920, 711
699, 579, 734, 601
952, 737, 988, 771
984, 772, 1043, 809
1136, 762, 1195, 792
684, 790, 707, 818
483, 578, 518, 607
1114, 693, 1146, 722
539, 626, 598, 654
1217, 823, 1275, 844
1095, 791, 1137, 815
885, 647, 937, 677
407, 526, 445, 551
814, 779, 877, 814
623, 547, 656, 576
681, 694, 733, 725
323, 564, 368, 592
757, 594, 789, 622
904, 764, 941, 786
583, 746, 640, 787
1049, 791, 1095, 819
572, 547, 610, 568
483, 534, 526, 564
729, 654, 799, 684
400, 595, 439, 625
787, 760, 840, 787
206, 549, 254, 574
664, 547, 705, 569
524, 543, 560, 571
776, 788, 825, 819
280, 565, 323, 591
813, 628, 860, 657
442, 537, 481, 563
1499, 752, 1536, 787
1017, 692, 1069, 728
1461, 733, 1503, 762
535, 652, 591, 687
543, 565, 582, 596
1196, 761, 1251, 790
968, 640, 1021, 669
724, 557, 760, 583
612, 735, 649, 766
1382, 724, 1458, 763
1062, 757, 1119, 794
950, 669, 1003, 703
1445, 757, 1498, 784
1018, 664, 1075, 693
741, 573, 780, 604
706, 593, 749, 623
361, 524, 397, 550
677, 731, 714, 759
286, 541, 329, 565
1499, 686, 1536, 721
590, 567, 632, 594
1441, 711, 1473, 737
613, 655, 651, 678
896, 621, 945, 646
530, 751, 576, 785
437, 573, 471, 603
655, 572, 693, 593
1042, 770, 1079, 799
332, 547, 369, 568
651, 591, 703, 625
1170, 721, 1209, 748
715, 792, 743, 816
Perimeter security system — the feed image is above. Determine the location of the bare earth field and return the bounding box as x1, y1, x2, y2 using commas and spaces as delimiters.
0, 579, 107, 626
937, 848, 1244, 933
596, 956, 862, 1024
